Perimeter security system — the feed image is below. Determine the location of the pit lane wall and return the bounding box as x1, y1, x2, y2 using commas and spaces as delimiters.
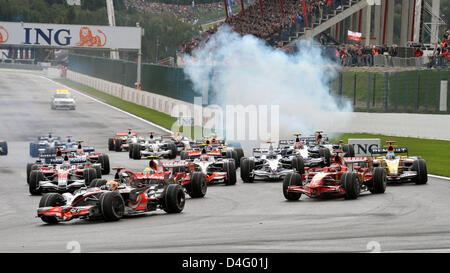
66, 70, 196, 127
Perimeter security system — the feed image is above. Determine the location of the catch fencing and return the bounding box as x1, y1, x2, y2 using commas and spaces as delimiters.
331, 69, 450, 114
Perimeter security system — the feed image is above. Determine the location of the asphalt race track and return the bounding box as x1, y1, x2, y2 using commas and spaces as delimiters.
1, 69, 450, 253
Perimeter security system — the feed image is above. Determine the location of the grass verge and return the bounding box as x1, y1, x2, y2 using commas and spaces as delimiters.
55, 78, 208, 139
330, 133, 450, 177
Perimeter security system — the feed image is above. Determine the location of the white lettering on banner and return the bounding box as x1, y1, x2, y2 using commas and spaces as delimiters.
0, 21, 141, 49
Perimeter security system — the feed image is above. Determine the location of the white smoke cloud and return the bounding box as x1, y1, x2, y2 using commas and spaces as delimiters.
183, 26, 353, 143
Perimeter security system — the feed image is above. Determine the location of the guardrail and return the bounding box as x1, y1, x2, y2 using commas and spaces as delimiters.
66, 70, 196, 122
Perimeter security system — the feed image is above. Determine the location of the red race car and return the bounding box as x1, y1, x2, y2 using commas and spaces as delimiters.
283, 151, 386, 201
37, 167, 185, 224
108, 128, 142, 152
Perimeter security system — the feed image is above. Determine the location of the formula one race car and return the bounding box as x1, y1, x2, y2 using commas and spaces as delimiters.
181, 139, 243, 167
28, 154, 99, 195
0, 140, 7, 156
160, 132, 191, 155
371, 141, 427, 185
51, 89, 76, 110
298, 131, 355, 164
29, 133, 78, 158
279, 133, 330, 167
108, 128, 142, 152
37, 167, 185, 224
240, 141, 304, 183
129, 132, 178, 160
283, 151, 386, 201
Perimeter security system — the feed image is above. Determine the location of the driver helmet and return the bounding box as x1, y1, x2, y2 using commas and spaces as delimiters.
386, 152, 395, 160
143, 167, 154, 175
294, 143, 303, 149
105, 180, 119, 191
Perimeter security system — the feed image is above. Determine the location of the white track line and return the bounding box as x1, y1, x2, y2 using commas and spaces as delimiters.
40, 76, 173, 134
428, 174, 450, 181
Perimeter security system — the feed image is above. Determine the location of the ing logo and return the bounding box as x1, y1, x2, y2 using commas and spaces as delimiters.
0, 25, 9, 44
76, 26, 107, 47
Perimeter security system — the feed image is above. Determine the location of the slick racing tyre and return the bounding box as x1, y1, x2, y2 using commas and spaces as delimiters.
39, 193, 66, 224
114, 140, 122, 152
413, 159, 428, 185
26, 163, 37, 184
342, 172, 360, 200
224, 161, 237, 186
89, 178, 107, 188
83, 168, 97, 186
291, 156, 305, 174
0, 141, 7, 155
131, 143, 141, 160
240, 158, 255, 183
98, 154, 110, 175
167, 143, 177, 159
187, 172, 207, 198
100, 191, 125, 221
370, 167, 386, 194
180, 151, 188, 160
342, 144, 355, 157
29, 170, 44, 195
233, 148, 245, 167
163, 184, 185, 213
319, 148, 331, 167
94, 165, 102, 179
108, 138, 115, 151
283, 172, 303, 201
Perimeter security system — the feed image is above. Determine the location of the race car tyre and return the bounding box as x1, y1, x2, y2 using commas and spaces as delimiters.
291, 156, 305, 174
163, 184, 185, 213
413, 159, 428, 185
319, 148, 331, 167
98, 154, 110, 175
83, 168, 97, 186
89, 179, 107, 188
39, 193, 66, 224
100, 191, 125, 221
29, 170, 44, 195
0, 141, 7, 155
371, 167, 386, 194
234, 148, 245, 166
224, 161, 237, 186
94, 165, 102, 179
128, 143, 134, 158
342, 172, 360, 200
26, 163, 36, 184
282, 172, 303, 201
231, 150, 239, 168
342, 144, 355, 157
167, 143, 177, 159
180, 151, 188, 160
114, 140, 122, 152
240, 158, 255, 183
108, 138, 115, 151
131, 143, 141, 160
188, 172, 207, 198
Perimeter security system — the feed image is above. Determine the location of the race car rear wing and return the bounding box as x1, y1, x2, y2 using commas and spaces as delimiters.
64, 146, 95, 153
278, 140, 295, 145
253, 148, 282, 154
370, 147, 408, 155
161, 161, 190, 168
343, 157, 371, 164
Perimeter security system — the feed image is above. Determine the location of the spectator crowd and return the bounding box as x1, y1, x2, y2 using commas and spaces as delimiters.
124, 0, 241, 24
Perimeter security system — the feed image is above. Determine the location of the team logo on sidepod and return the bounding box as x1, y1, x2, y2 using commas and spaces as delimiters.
75, 26, 107, 47
0, 25, 9, 44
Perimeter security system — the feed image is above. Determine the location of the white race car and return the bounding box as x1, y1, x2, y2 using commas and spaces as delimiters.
51, 89, 76, 110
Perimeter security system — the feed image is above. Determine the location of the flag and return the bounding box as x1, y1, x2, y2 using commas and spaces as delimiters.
348, 30, 362, 42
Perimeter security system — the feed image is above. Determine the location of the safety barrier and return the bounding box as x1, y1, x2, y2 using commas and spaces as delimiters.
66, 70, 196, 122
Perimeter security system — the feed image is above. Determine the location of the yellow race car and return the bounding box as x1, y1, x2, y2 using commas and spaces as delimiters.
371, 141, 427, 185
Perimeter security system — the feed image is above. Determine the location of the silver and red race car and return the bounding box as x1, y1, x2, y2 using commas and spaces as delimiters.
108, 128, 143, 152
37, 167, 185, 224
129, 132, 178, 160
28, 150, 100, 195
